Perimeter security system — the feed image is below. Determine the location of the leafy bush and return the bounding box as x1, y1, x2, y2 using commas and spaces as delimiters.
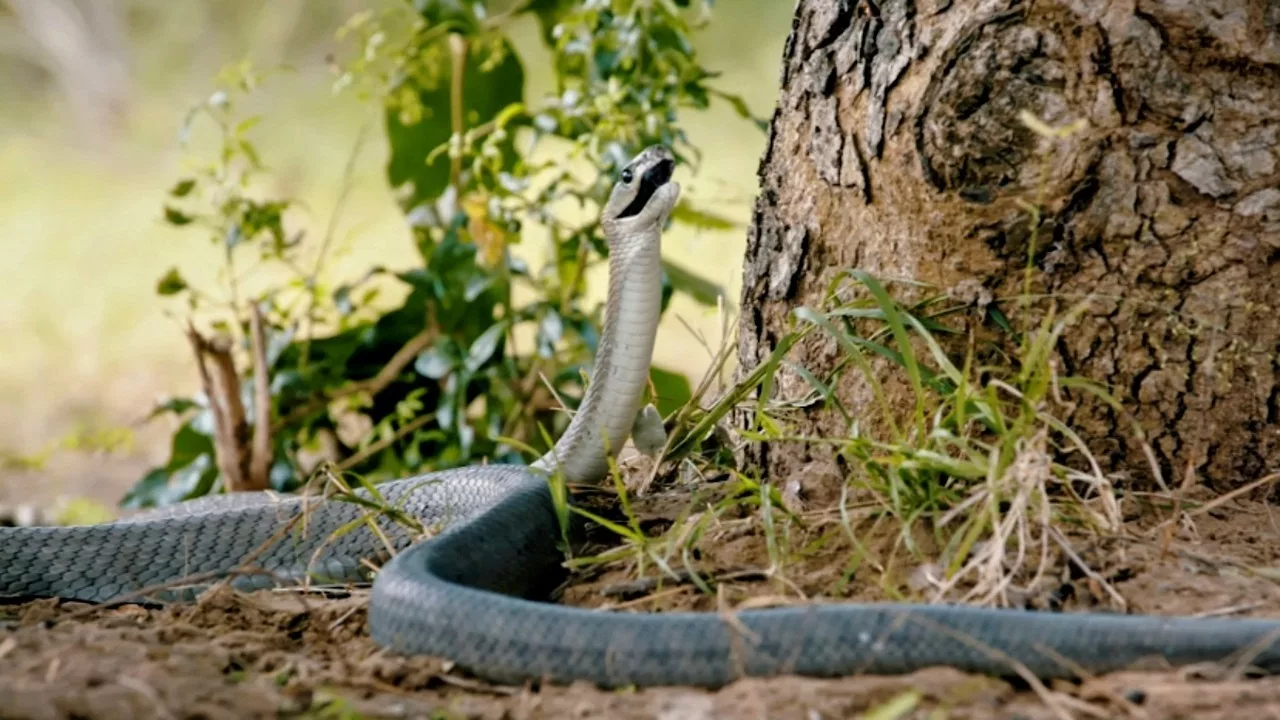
126, 0, 757, 508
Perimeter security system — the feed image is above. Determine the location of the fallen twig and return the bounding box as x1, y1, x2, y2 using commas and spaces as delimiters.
599, 567, 768, 598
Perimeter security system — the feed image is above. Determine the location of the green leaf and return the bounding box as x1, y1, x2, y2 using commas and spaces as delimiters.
122, 422, 217, 508
164, 206, 195, 226
239, 139, 263, 170
662, 259, 727, 307
986, 302, 1018, 338
172, 454, 217, 501
465, 321, 508, 373
120, 468, 171, 509
384, 36, 526, 208
234, 115, 263, 136
148, 396, 198, 419
537, 309, 563, 357
569, 505, 644, 543
415, 344, 456, 379
169, 178, 197, 197
155, 267, 188, 296
167, 422, 213, 470
649, 365, 693, 417
239, 199, 288, 252
853, 271, 927, 434
464, 275, 491, 302
268, 458, 294, 491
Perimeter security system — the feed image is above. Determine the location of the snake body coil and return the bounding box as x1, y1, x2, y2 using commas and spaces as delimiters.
4, 145, 1280, 687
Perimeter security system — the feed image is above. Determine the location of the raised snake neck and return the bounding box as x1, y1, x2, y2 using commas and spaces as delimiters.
4, 145, 1280, 687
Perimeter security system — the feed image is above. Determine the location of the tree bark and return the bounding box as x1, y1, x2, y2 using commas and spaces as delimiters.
738, 0, 1280, 492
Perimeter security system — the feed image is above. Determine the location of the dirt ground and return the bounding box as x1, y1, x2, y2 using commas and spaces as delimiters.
6, 485, 1280, 720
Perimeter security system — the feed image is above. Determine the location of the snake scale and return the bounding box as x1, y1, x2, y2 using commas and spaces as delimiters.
4, 145, 1280, 688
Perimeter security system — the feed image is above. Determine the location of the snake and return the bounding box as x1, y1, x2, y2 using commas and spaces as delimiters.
4, 144, 1280, 689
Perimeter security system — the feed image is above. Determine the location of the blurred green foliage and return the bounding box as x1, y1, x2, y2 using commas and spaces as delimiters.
126, 0, 759, 507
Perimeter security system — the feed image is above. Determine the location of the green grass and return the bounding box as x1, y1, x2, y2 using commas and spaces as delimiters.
307, 256, 1141, 613
323, 262, 1137, 613
536, 268, 1139, 608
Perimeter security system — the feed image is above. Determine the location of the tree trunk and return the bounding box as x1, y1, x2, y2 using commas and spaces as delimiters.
738, 0, 1280, 492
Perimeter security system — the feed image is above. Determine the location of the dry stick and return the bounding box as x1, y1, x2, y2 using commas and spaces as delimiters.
896, 612, 1075, 720
715, 582, 760, 682
1186, 471, 1280, 518
1034, 645, 1151, 720
186, 323, 253, 492
248, 301, 272, 491
607, 585, 691, 610
291, 121, 372, 374
308, 121, 370, 285
598, 567, 769, 598
1223, 625, 1280, 681
1159, 454, 1199, 558
447, 32, 467, 190
1049, 526, 1127, 611
1045, 694, 1125, 720
1193, 601, 1266, 619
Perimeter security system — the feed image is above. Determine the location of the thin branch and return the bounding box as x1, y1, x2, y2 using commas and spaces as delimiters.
309, 120, 371, 284
448, 32, 468, 190
187, 323, 252, 492
1187, 472, 1280, 518
248, 301, 273, 490
296, 122, 373, 371
480, 0, 534, 30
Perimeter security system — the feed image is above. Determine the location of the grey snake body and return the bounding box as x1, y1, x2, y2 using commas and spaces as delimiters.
4, 145, 1280, 687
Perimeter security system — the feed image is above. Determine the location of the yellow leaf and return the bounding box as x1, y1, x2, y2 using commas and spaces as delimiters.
461, 192, 506, 268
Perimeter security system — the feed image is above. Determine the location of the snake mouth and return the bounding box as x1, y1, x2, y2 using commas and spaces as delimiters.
646, 157, 674, 187
616, 157, 675, 219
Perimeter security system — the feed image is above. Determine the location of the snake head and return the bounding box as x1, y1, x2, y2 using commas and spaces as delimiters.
601, 145, 681, 236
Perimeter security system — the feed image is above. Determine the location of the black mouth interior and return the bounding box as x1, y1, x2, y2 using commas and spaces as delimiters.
616, 158, 675, 219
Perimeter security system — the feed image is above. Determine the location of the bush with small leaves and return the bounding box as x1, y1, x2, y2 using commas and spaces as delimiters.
127, 0, 759, 508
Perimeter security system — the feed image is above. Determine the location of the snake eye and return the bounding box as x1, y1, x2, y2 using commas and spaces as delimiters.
620, 168, 634, 184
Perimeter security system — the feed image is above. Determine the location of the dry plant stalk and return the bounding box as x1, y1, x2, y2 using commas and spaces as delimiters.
931, 428, 1124, 611
185, 314, 273, 493
248, 304, 273, 491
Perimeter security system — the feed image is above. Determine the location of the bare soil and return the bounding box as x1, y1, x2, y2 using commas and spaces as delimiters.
6, 485, 1280, 720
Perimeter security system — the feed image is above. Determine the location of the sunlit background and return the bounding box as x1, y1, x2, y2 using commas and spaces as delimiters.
0, 0, 793, 512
